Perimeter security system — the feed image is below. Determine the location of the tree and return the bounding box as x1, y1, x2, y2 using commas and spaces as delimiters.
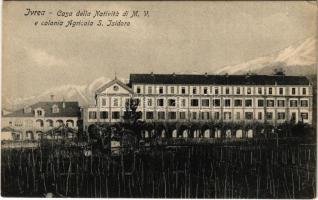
273, 67, 286, 76
122, 98, 143, 139
123, 98, 142, 124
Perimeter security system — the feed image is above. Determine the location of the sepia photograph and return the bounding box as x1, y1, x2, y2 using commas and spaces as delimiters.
1, 1, 317, 198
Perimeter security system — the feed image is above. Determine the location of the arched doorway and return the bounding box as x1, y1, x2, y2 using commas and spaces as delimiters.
215, 128, 221, 138
247, 129, 253, 138
172, 129, 177, 138
56, 120, 64, 127
35, 119, 44, 128
46, 119, 53, 128
225, 129, 232, 138
66, 120, 74, 127
236, 129, 243, 138
25, 130, 34, 140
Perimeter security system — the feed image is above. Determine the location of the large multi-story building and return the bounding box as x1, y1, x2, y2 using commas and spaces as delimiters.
2, 101, 80, 140
84, 73, 313, 128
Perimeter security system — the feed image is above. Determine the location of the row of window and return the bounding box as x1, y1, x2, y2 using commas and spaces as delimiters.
88, 111, 309, 121
9, 119, 75, 127
135, 85, 309, 95
101, 98, 309, 108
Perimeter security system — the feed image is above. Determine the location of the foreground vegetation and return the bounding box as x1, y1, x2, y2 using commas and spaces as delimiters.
1, 138, 316, 198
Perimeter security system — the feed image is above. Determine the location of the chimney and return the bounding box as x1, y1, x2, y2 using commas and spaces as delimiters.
50, 95, 54, 101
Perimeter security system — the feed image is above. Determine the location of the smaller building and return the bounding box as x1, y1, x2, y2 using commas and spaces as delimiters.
1, 127, 22, 141
2, 101, 80, 140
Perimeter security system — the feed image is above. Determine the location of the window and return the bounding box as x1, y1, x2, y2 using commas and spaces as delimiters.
52, 105, 59, 113
147, 99, 153, 107
302, 88, 307, 95
277, 100, 285, 107
258, 112, 262, 120
192, 87, 197, 94
214, 112, 220, 120
203, 87, 208, 95
279, 88, 284, 95
247, 88, 251, 94
201, 99, 210, 107
245, 99, 252, 107
191, 99, 199, 107
266, 100, 275, 107
225, 87, 230, 94
215, 88, 219, 95
181, 99, 186, 107
224, 99, 231, 107
89, 111, 97, 119
26, 120, 33, 127
112, 112, 120, 119
258, 99, 264, 107
266, 112, 273, 120
102, 98, 107, 107
291, 112, 296, 121
168, 99, 176, 107
268, 88, 272, 95
14, 120, 23, 127
301, 112, 308, 120
136, 87, 141, 94
179, 112, 186, 120
125, 99, 130, 107
277, 112, 285, 120
159, 87, 163, 94
192, 112, 198, 120
146, 112, 154, 119
158, 112, 165, 120
290, 100, 298, 107
148, 86, 152, 94
168, 112, 176, 120
201, 112, 210, 120
113, 98, 118, 107
224, 112, 232, 120
291, 88, 296, 95
245, 112, 253, 120
301, 100, 308, 107
236, 112, 240, 120
37, 110, 43, 116
170, 87, 175, 94
234, 99, 242, 107
135, 98, 140, 106
157, 99, 164, 106
100, 111, 108, 119
213, 99, 220, 107
236, 87, 241, 94
181, 87, 186, 94
258, 88, 262, 95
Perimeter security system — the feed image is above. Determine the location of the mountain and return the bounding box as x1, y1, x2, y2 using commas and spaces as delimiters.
2, 77, 112, 111
2, 37, 316, 111
216, 36, 316, 75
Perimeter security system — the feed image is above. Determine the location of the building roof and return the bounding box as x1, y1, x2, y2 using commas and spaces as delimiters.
95, 78, 133, 95
129, 74, 310, 86
3, 101, 80, 118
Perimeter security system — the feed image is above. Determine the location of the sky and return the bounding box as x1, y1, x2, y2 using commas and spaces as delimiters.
2, 1, 317, 99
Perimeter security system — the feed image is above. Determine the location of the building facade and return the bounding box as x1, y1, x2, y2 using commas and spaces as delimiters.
2, 101, 80, 140
84, 73, 313, 128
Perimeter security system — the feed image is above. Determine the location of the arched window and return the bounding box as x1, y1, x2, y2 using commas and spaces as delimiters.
66, 120, 74, 127
36, 119, 44, 128
46, 119, 53, 127
56, 120, 64, 127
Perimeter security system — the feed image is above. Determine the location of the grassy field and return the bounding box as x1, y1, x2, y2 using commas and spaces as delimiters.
1, 138, 316, 198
